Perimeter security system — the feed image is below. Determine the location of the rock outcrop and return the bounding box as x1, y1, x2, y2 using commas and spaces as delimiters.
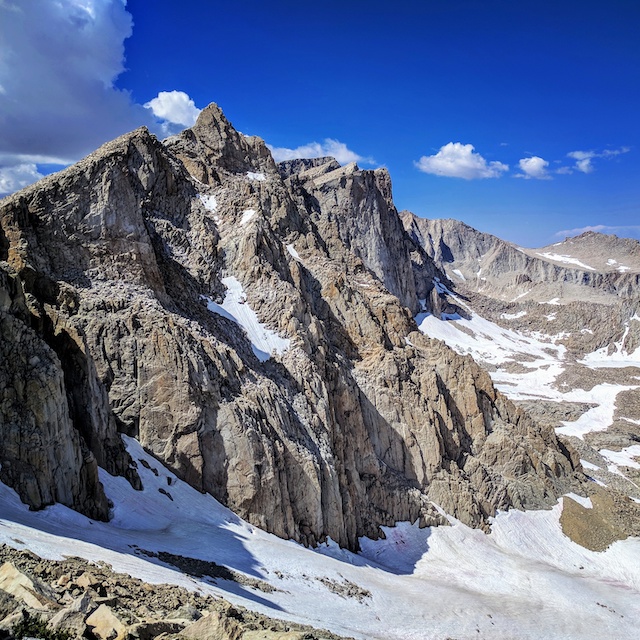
0, 103, 583, 550
0, 263, 113, 520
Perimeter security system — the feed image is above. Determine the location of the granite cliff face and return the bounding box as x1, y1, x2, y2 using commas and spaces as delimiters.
0, 103, 582, 549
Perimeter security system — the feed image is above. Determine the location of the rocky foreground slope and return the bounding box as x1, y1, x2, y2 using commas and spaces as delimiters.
0, 545, 348, 640
0, 103, 584, 553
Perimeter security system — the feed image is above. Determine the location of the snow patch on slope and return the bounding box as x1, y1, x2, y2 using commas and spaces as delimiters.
240, 209, 256, 226
580, 323, 640, 368
536, 252, 596, 271
286, 244, 301, 261
555, 384, 639, 439
599, 446, 640, 471
202, 276, 289, 361
198, 193, 217, 212
501, 310, 527, 320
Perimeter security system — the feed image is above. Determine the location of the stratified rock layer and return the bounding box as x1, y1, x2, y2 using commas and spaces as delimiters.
0, 103, 582, 549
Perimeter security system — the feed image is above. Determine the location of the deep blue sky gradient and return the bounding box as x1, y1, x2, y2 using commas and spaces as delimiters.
117, 0, 639, 246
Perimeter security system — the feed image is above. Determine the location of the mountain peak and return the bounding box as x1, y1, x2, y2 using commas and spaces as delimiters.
0, 102, 583, 552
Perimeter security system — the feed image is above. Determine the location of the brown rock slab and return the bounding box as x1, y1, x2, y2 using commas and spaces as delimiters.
0, 561, 58, 609
179, 610, 243, 640
86, 603, 127, 640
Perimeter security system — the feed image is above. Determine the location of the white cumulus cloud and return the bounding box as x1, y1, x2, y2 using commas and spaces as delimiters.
567, 150, 596, 174
144, 90, 201, 132
268, 139, 374, 165
0, 163, 44, 195
515, 156, 551, 180
415, 143, 508, 179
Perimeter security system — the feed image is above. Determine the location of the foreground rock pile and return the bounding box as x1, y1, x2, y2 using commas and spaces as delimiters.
0, 545, 348, 639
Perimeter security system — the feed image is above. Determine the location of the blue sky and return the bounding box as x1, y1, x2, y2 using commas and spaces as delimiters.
1, 0, 638, 246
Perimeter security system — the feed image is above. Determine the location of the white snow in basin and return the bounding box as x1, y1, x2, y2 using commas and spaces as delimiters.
198, 193, 217, 212
451, 268, 466, 281
246, 171, 266, 181
599, 445, 640, 470
240, 209, 256, 226
555, 384, 639, 439
1, 436, 639, 640
416, 309, 564, 370
536, 252, 596, 271
202, 276, 289, 361
580, 323, 640, 368
618, 265, 631, 273
581, 459, 600, 471
501, 310, 527, 320
581, 345, 640, 368
416, 282, 573, 402
286, 244, 301, 261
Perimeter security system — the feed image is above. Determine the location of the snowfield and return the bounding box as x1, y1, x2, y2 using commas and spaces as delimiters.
1, 436, 639, 640
202, 276, 290, 361
535, 252, 596, 271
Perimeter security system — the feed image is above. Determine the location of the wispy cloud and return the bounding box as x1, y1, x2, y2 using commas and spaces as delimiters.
415, 142, 508, 179
560, 147, 630, 174
515, 156, 551, 180
268, 139, 374, 165
554, 224, 640, 239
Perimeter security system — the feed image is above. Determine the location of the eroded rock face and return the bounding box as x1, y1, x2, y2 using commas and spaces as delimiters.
0, 103, 582, 549
0, 265, 110, 519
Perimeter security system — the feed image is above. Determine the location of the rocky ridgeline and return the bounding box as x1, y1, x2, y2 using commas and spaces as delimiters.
403, 214, 640, 304
0, 545, 348, 639
0, 103, 583, 551
402, 213, 640, 357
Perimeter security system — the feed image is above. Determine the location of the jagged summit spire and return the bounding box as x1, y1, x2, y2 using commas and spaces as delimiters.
165, 101, 276, 182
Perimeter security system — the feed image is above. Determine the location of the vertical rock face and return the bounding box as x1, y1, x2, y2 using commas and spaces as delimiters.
0, 103, 582, 549
0, 266, 110, 519
280, 159, 420, 312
